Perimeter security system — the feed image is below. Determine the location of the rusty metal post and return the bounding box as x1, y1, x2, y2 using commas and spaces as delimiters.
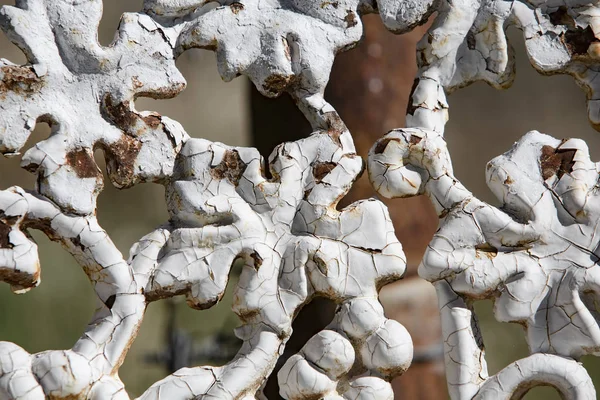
250, 15, 446, 399
325, 15, 446, 398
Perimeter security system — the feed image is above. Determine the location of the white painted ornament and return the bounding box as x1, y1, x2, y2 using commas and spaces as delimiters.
369, 128, 600, 399
0, 0, 414, 398
2, 0, 600, 398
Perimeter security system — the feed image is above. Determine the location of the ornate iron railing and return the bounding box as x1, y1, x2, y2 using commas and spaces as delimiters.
0, 0, 598, 399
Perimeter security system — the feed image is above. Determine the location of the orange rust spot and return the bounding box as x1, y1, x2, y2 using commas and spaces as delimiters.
66, 148, 101, 179
475, 242, 498, 259
103, 96, 137, 130
103, 94, 163, 132
142, 114, 161, 129
211, 150, 247, 185
132, 76, 144, 89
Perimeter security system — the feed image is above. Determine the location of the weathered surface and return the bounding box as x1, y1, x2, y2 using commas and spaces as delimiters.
369, 128, 600, 399
0, 0, 413, 399
398, 0, 600, 134
138, 129, 410, 399
3, 0, 600, 398
0, 0, 188, 215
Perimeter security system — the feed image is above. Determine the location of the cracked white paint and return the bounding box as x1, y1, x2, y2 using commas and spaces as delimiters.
364, 1, 600, 397
399, 0, 600, 134
4, 0, 599, 398
369, 128, 600, 399
0, 0, 413, 399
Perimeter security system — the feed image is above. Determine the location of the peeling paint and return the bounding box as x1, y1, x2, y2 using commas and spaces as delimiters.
369, 128, 600, 399
0, 1, 412, 399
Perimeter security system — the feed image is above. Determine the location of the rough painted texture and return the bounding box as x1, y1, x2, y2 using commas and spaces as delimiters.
400, 0, 600, 134
0, 0, 187, 215
369, 128, 600, 399
3, 0, 600, 399
364, 1, 600, 398
0, 0, 412, 399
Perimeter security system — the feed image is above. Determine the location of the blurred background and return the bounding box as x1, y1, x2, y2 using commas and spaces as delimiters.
1, 1, 599, 398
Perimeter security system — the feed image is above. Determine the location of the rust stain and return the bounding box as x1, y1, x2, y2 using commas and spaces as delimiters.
409, 135, 422, 145
323, 111, 346, 145
0, 65, 43, 96
550, 7, 599, 55
104, 135, 143, 188
132, 76, 144, 89
0, 266, 39, 291
70, 234, 86, 252
262, 74, 294, 96
320, 1, 339, 8
344, 10, 358, 28
0, 221, 12, 249
374, 138, 394, 154
564, 26, 599, 55
314, 257, 328, 275
66, 148, 101, 179
474, 242, 498, 259
211, 150, 247, 185
141, 114, 161, 129
313, 162, 337, 183
103, 96, 138, 130
540, 144, 576, 180
250, 251, 263, 270
230, 2, 244, 14
103, 94, 164, 132
236, 308, 260, 323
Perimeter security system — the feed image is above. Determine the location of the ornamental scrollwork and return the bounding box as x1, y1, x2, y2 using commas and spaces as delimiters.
2, 0, 600, 399
0, 0, 415, 398
369, 128, 599, 399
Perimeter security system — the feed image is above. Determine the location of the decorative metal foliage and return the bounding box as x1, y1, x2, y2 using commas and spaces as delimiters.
0, 0, 411, 398
1, 0, 600, 399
